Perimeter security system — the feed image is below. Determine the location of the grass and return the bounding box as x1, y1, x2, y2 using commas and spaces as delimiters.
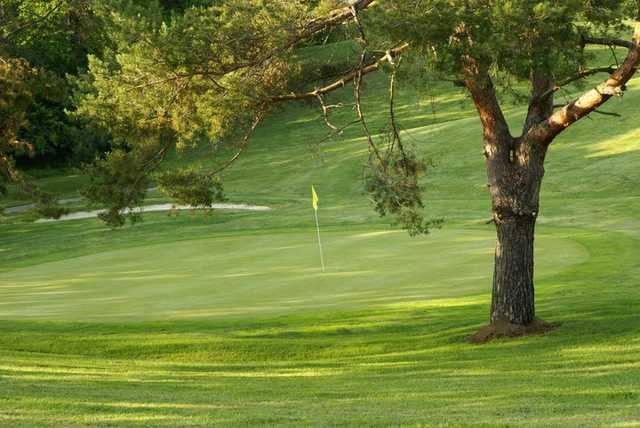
0, 228, 590, 321
0, 45, 640, 426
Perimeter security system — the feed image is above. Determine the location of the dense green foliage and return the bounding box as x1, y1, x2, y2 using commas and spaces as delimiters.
156, 168, 225, 208
0, 0, 226, 206
0, 56, 69, 217
81, 149, 150, 227
374, 0, 631, 81
69, 0, 363, 225
0, 0, 107, 162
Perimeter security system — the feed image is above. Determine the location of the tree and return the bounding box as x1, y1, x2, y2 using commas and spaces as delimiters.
371, 0, 640, 336
0, 0, 109, 166
76, 0, 640, 339
0, 0, 113, 217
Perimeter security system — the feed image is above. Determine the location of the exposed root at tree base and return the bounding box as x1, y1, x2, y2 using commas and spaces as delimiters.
469, 318, 557, 344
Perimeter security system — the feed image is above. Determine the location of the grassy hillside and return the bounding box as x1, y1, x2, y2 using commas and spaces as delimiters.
0, 45, 639, 426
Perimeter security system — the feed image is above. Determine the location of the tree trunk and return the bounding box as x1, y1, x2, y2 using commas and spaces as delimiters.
485, 136, 546, 326
491, 213, 536, 324
462, 61, 549, 328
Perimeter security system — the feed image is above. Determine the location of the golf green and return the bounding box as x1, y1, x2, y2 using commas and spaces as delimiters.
0, 228, 587, 321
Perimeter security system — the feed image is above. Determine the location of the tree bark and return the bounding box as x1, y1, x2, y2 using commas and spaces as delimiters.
491, 213, 536, 324
461, 58, 545, 326
486, 136, 546, 325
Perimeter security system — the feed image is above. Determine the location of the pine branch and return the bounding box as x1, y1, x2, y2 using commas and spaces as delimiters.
529, 19, 640, 145
582, 36, 635, 50
267, 43, 410, 103
0, 1, 64, 43
536, 66, 618, 102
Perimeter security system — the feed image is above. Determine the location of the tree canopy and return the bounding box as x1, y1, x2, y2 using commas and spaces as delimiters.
70, 0, 640, 230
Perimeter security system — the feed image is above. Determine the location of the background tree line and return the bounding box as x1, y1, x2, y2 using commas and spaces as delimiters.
0, 0, 351, 202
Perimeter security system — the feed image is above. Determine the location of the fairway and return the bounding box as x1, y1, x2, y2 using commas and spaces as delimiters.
0, 228, 588, 321
0, 227, 639, 427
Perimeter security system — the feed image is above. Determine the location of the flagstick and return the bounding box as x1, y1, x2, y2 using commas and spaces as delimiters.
313, 208, 326, 273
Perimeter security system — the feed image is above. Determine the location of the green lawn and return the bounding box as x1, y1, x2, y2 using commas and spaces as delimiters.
0, 58, 639, 426
0, 228, 590, 321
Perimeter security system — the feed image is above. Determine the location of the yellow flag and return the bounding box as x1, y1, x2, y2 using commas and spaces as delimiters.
311, 185, 319, 210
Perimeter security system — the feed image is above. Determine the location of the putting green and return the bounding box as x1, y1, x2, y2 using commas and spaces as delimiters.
0, 227, 588, 321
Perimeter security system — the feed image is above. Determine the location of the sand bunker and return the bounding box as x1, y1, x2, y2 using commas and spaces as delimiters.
34, 203, 272, 223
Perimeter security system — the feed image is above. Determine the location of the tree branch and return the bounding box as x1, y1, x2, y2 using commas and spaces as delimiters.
303, 0, 376, 37
387, 59, 409, 169
124, 0, 377, 92
535, 66, 618, 102
523, 70, 554, 133
524, 32, 635, 134
210, 109, 267, 176
462, 55, 512, 143
353, 48, 385, 164
553, 104, 621, 117
222, 0, 376, 76
591, 109, 622, 117
529, 20, 640, 145
267, 43, 409, 103
315, 94, 340, 131
582, 36, 635, 50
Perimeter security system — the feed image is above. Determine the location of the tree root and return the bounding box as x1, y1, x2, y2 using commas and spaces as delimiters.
469, 318, 557, 344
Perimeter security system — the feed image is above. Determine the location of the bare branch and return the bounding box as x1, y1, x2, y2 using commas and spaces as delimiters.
591, 109, 622, 117
350, 4, 368, 45
304, 0, 376, 37
210, 109, 267, 176
315, 94, 340, 132
536, 66, 618, 101
347, 7, 386, 164
387, 60, 408, 167
314, 120, 361, 147
267, 43, 410, 103
354, 49, 385, 164
582, 36, 635, 50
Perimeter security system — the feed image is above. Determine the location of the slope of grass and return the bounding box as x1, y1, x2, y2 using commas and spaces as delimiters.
0, 46, 639, 426
0, 226, 639, 427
